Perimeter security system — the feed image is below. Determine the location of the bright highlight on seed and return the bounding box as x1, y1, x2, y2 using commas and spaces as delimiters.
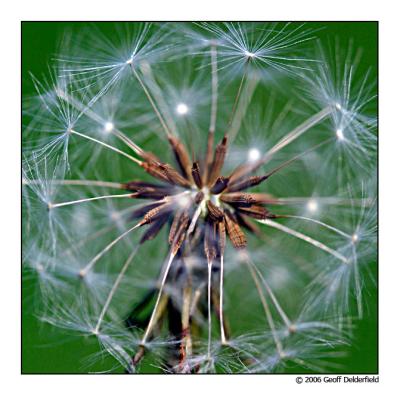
104, 122, 114, 133
244, 50, 256, 58
176, 103, 189, 115
248, 148, 261, 162
336, 128, 344, 140
177, 195, 191, 208
307, 199, 318, 213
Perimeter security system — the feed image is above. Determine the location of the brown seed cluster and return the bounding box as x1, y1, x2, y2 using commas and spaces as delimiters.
123, 133, 276, 262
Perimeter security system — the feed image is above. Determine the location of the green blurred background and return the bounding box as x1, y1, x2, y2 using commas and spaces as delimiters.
22, 21, 377, 374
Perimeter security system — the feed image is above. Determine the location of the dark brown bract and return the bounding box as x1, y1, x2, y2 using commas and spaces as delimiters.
124, 133, 276, 262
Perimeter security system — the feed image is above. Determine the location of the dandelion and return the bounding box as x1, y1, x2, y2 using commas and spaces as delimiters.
22, 22, 377, 374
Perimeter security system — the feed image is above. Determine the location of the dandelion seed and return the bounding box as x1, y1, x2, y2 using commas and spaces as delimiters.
296, 39, 377, 184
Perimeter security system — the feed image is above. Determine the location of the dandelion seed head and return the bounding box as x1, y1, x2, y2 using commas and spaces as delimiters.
23, 22, 376, 374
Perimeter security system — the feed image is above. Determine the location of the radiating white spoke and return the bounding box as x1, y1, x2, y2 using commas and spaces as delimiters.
229, 75, 259, 141
207, 259, 213, 359
245, 257, 283, 355
79, 222, 142, 277
49, 193, 133, 209
141, 251, 176, 345
257, 219, 348, 263
226, 63, 248, 133
278, 215, 351, 239
139, 63, 178, 137
262, 106, 334, 161
94, 245, 140, 333
23, 179, 124, 189
262, 138, 332, 180
70, 129, 142, 165
209, 44, 218, 134
130, 65, 172, 137
246, 255, 291, 328
219, 255, 227, 344
188, 202, 203, 234
57, 89, 145, 156
271, 197, 374, 207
